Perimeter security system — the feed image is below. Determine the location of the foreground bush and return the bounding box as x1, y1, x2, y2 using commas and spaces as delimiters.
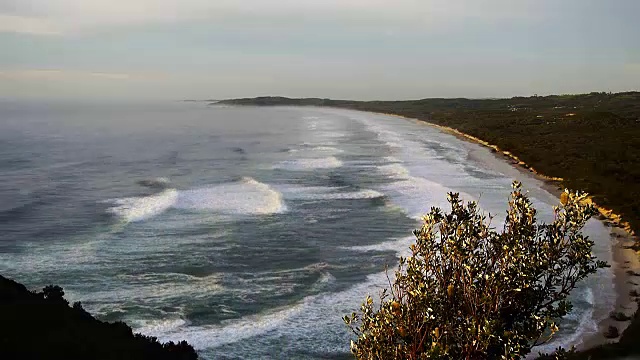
344, 182, 607, 359
0, 275, 198, 360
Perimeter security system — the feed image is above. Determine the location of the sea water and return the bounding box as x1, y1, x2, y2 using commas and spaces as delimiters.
0, 101, 614, 359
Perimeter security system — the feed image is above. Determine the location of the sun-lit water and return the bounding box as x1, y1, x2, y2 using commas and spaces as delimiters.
0, 101, 614, 358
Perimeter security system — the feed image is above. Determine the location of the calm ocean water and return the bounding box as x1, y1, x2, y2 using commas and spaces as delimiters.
0, 101, 615, 359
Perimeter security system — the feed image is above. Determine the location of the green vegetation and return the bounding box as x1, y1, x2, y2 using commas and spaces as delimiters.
343, 183, 605, 359
219, 91, 640, 238
0, 275, 198, 360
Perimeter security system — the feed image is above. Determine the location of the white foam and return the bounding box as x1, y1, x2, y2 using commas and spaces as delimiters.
105, 177, 285, 222
132, 232, 414, 353
106, 189, 179, 222
277, 185, 384, 201
139, 297, 311, 349
376, 162, 466, 219
136, 270, 343, 351
274, 156, 343, 171
135, 268, 384, 353
176, 177, 286, 215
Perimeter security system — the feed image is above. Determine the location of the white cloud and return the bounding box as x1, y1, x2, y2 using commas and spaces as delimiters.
0, 0, 543, 35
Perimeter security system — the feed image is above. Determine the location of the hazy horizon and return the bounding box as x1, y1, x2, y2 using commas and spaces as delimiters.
1, 0, 639, 101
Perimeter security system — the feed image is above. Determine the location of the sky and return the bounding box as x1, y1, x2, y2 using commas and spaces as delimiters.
0, 0, 638, 101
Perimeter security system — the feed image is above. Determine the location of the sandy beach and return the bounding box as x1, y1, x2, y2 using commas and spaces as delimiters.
375, 111, 640, 350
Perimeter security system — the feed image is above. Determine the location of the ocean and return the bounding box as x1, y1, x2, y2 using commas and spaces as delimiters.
0, 101, 615, 359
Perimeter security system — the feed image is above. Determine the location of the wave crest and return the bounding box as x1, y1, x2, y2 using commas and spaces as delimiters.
106, 189, 179, 223
105, 177, 285, 222
175, 177, 286, 215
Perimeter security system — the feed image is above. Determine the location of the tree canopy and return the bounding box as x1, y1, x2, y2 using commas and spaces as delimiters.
344, 182, 607, 359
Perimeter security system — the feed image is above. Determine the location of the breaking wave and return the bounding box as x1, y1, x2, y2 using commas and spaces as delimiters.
104, 177, 285, 222
376, 162, 464, 219
106, 189, 179, 223
176, 177, 286, 215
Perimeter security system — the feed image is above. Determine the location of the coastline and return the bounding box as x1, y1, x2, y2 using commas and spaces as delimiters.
367, 110, 640, 351
372, 110, 636, 237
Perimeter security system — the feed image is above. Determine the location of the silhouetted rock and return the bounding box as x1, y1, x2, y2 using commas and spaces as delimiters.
0, 275, 198, 360
604, 325, 620, 339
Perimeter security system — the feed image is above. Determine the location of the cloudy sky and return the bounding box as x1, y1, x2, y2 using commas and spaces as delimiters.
1, 0, 638, 100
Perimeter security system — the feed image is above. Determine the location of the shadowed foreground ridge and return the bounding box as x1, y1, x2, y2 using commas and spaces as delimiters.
0, 275, 198, 360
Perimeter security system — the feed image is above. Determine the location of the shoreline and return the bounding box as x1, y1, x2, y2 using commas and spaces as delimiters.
371, 110, 636, 237
366, 110, 640, 351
